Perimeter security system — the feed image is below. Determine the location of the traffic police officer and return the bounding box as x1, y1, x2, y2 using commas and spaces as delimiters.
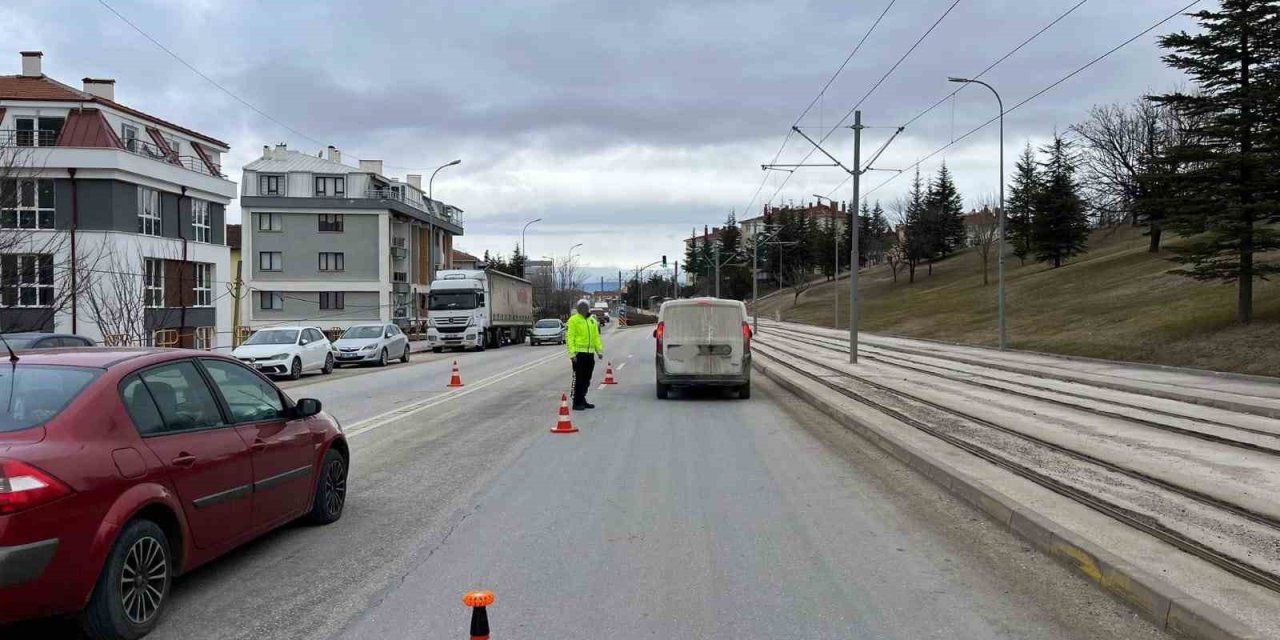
566, 299, 604, 410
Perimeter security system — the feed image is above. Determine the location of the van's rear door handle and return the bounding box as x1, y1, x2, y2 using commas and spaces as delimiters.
171, 454, 197, 467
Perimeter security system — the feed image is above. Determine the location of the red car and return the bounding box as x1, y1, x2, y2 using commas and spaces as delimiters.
0, 348, 349, 639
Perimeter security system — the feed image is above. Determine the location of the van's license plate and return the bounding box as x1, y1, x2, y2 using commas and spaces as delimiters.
698, 344, 731, 356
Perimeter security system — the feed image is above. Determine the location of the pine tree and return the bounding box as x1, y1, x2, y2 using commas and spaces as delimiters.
857, 201, 873, 268
870, 201, 892, 264
902, 169, 930, 283
510, 243, 526, 278
925, 163, 967, 259
683, 229, 703, 290
718, 211, 750, 299
1007, 142, 1040, 266
1147, 0, 1280, 324
1031, 134, 1090, 268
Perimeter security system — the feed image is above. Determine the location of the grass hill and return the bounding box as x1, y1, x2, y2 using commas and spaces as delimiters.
754, 226, 1280, 377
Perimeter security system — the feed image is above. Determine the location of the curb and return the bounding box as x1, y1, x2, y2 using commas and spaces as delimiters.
753, 354, 1263, 640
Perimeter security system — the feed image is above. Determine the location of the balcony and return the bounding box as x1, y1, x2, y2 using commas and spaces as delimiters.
0, 130, 223, 178
364, 188, 464, 225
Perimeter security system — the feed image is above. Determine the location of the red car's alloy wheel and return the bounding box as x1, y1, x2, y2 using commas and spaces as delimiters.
120, 535, 168, 625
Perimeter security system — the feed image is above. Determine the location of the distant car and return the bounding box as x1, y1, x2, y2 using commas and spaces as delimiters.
332, 323, 410, 366
529, 319, 566, 346
1, 332, 96, 350
654, 298, 752, 400
0, 348, 348, 639
231, 326, 333, 380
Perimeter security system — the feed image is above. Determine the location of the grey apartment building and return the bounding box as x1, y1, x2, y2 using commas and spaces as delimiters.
0, 51, 235, 348
241, 144, 464, 330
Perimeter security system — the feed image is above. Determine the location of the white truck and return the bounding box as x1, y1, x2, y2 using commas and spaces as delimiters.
426, 269, 534, 352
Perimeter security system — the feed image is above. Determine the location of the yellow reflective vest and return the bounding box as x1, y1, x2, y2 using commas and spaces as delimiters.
566, 313, 603, 356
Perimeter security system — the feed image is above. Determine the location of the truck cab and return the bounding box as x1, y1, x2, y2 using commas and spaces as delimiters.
426, 271, 487, 351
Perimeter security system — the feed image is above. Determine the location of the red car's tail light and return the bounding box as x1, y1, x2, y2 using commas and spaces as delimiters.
0, 458, 72, 515
742, 322, 752, 354
654, 321, 665, 354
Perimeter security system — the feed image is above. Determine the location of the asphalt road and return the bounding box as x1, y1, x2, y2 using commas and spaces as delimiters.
9, 325, 1164, 639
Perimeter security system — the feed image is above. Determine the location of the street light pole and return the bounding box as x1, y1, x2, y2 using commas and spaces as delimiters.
521, 218, 542, 277
849, 111, 861, 365
950, 77, 1006, 350
427, 159, 462, 213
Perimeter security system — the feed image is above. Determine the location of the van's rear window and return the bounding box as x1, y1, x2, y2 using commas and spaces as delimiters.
0, 365, 100, 432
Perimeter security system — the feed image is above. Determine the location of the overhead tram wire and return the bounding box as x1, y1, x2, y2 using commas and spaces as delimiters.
818, 0, 1090, 197
738, 0, 899, 219
824, 0, 1197, 201
760, 0, 964, 207
854, 0, 1203, 202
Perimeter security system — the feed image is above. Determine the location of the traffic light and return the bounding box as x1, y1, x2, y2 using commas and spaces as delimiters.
661, 255, 667, 268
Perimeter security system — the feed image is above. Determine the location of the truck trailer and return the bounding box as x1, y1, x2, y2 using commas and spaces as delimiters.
426, 269, 534, 351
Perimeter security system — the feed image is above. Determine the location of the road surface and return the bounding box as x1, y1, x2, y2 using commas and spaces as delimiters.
8, 326, 1164, 639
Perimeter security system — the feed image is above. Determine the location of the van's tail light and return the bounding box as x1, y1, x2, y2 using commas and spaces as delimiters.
655, 321, 665, 354
0, 459, 72, 515
742, 322, 752, 354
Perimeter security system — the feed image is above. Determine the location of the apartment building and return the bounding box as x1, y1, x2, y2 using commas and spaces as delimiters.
0, 51, 235, 347
240, 144, 464, 329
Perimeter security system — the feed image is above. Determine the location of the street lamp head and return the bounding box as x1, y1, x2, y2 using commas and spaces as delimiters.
532, 217, 543, 223
446, 159, 462, 167
948, 76, 972, 83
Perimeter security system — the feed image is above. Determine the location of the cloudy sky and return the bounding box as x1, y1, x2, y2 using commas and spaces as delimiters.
6, 0, 1200, 280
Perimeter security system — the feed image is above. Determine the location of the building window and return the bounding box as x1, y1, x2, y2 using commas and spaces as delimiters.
166, 135, 181, 158
143, 258, 164, 308
318, 252, 344, 272
257, 212, 282, 232
259, 251, 283, 272
194, 326, 215, 350
192, 199, 211, 243
259, 291, 283, 311
319, 292, 345, 310
315, 176, 345, 197
13, 117, 63, 147
259, 174, 283, 196
192, 263, 212, 307
318, 214, 344, 232
138, 187, 162, 236
0, 254, 54, 307
122, 124, 139, 152
0, 179, 55, 229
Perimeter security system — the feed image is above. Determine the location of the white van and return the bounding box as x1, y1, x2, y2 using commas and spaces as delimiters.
653, 298, 752, 399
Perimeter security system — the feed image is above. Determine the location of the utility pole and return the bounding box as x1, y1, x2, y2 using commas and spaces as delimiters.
849, 111, 861, 364
229, 260, 245, 347
714, 244, 721, 298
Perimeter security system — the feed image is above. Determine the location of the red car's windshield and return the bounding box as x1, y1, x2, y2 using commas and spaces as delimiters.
0, 365, 100, 432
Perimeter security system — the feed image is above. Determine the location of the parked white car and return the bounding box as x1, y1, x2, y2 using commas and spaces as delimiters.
232, 326, 334, 380
333, 323, 411, 366
529, 318, 566, 346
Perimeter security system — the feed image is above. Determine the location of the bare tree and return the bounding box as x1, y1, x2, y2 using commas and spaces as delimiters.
785, 263, 814, 305
0, 135, 101, 332
884, 240, 905, 284
969, 197, 1000, 286
83, 244, 149, 345
1071, 101, 1159, 229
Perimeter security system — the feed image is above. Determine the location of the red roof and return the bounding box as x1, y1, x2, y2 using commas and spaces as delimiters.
56, 109, 123, 149
452, 249, 480, 262
0, 74, 229, 148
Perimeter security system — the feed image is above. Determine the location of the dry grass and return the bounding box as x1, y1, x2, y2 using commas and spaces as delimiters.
756, 226, 1280, 377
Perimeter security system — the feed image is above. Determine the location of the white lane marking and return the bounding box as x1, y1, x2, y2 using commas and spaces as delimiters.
617, 362, 627, 370
344, 352, 563, 438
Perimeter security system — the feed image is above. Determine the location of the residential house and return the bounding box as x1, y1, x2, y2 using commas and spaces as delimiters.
240, 144, 464, 330
0, 51, 235, 348
451, 249, 480, 270
961, 207, 999, 247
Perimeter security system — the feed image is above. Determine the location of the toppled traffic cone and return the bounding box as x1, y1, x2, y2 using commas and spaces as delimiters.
447, 361, 464, 388
462, 591, 494, 639
550, 393, 579, 434
602, 362, 618, 385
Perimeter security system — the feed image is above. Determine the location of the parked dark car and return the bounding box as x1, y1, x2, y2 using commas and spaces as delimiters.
0, 349, 348, 639
1, 332, 96, 350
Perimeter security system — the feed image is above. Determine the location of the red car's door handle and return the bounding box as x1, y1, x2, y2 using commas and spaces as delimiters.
171, 454, 197, 467
251, 439, 269, 452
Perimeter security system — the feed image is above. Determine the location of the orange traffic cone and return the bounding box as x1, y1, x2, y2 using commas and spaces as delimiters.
463, 591, 494, 639
550, 393, 579, 434
447, 361, 464, 388
602, 362, 618, 385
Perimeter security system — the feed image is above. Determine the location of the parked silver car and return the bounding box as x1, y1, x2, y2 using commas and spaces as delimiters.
529, 318, 566, 345
332, 323, 410, 366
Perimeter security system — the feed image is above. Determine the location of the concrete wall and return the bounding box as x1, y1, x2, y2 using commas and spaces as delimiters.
250, 211, 381, 282
249, 290, 382, 325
